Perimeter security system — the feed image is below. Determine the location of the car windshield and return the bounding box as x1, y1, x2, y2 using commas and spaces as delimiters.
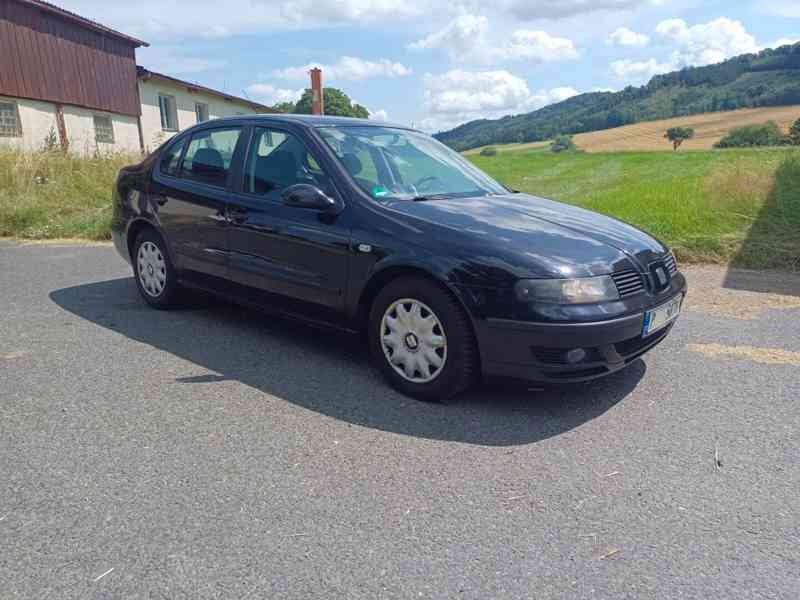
318, 126, 508, 200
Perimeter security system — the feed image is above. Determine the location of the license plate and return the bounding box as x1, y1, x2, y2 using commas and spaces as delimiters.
643, 295, 683, 337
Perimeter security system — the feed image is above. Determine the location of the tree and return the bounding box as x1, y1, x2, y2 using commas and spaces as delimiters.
550, 135, 576, 153
788, 117, 800, 145
292, 87, 369, 118
479, 146, 497, 156
271, 101, 296, 114
664, 127, 695, 150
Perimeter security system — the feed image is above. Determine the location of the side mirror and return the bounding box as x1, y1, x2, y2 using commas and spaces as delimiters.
282, 184, 336, 211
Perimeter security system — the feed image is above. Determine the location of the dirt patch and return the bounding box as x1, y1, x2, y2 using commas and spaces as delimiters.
683, 266, 800, 319
687, 343, 800, 366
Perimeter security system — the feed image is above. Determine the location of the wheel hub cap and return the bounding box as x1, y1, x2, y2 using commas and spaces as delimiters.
380, 298, 447, 383
137, 241, 167, 298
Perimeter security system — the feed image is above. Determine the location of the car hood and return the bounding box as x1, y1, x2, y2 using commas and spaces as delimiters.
386, 193, 667, 279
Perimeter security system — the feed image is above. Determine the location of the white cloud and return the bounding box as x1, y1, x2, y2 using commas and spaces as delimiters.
610, 58, 674, 81
655, 17, 760, 67
273, 56, 412, 81
369, 109, 390, 121
409, 15, 578, 64
771, 37, 800, 48
418, 69, 578, 132
245, 84, 305, 105
607, 27, 650, 47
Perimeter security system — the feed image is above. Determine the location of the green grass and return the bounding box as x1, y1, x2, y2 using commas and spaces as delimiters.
469, 148, 800, 270
0, 150, 137, 240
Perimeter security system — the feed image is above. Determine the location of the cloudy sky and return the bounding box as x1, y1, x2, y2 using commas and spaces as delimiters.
63, 0, 798, 132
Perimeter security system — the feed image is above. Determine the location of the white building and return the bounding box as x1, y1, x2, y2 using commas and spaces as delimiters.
137, 68, 272, 154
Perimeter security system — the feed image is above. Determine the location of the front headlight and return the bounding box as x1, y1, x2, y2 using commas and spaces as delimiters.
515, 276, 619, 304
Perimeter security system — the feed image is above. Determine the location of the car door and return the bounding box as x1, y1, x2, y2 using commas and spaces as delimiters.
225, 125, 351, 310
151, 125, 245, 283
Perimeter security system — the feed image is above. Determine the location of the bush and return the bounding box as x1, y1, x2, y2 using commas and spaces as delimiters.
714, 121, 787, 148
479, 146, 497, 156
550, 135, 576, 153
788, 117, 800, 146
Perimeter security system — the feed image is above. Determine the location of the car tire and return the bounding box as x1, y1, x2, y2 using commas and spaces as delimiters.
369, 276, 478, 402
132, 228, 180, 309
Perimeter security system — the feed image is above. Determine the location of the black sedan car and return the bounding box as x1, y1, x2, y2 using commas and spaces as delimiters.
112, 115, 686, 401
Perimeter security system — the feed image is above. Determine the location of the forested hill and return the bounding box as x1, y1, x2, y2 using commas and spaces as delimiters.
435, 43, 800, 151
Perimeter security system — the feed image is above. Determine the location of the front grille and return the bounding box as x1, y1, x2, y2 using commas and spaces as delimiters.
611, 269, 645, 298
664, 253, 678, 276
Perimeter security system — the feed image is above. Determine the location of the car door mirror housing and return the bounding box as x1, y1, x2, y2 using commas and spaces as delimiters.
282, 184, 337, 211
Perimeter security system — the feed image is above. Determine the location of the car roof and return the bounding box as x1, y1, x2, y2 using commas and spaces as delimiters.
211, 113, 416, 131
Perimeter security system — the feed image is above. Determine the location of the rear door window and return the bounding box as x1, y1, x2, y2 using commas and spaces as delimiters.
180, 127, 243, 188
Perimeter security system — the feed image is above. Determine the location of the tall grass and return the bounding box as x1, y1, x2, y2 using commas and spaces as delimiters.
0, 149, 137, 240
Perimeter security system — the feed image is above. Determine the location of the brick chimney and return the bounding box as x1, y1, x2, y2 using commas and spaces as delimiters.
310, 68, 324, 115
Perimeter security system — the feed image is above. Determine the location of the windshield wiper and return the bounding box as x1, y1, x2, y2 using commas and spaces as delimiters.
410, 193, 455, 202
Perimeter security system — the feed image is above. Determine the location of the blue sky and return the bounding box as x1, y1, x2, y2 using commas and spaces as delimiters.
64, 0, 799, 131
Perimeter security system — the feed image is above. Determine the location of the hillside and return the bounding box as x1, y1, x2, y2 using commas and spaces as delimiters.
464, 105, 800, 154
437, 43, 800, 151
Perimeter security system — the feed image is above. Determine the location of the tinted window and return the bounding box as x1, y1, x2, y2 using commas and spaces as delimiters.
243, 128, 334, 198
181, 127, 242, 188
160, 138, 186, 176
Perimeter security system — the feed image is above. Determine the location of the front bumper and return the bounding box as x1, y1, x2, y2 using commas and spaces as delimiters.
476, 287, 685, 384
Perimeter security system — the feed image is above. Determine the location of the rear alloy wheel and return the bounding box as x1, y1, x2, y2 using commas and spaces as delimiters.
369, 277, 478, 402
133, 229, 180, 309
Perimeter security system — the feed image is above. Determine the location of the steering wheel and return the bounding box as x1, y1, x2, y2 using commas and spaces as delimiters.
413, 175, 442, 192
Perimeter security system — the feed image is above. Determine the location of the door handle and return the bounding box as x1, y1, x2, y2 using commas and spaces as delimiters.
227, 207, 248, 224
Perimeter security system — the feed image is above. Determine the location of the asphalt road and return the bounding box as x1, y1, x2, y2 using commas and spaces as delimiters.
2, 240, 799, 599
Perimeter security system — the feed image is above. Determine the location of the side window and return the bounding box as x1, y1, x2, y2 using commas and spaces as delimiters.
243, 128, 333, 198
0, 101, 22, 137
160, 138, 186, 176
158, 94, 178, 131
180, 127, 242, 188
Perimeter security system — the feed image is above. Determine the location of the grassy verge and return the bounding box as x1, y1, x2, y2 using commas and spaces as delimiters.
469, 148, 800, 270
0, 150, 137, 240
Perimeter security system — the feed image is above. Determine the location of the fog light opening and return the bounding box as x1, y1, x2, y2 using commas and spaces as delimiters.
565, 348, 587, 364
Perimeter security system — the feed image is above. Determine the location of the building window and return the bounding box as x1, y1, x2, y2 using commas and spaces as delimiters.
195, 102, 209, 123
158, 94, 178, 131
93, 115, 115, 144
0, 101, 22, 137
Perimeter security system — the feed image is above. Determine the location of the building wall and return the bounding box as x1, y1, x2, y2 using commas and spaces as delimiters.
61, 106, 140, 155
0, 0, 141, 117
139, 78, 259, 152
0, 94, 140, 155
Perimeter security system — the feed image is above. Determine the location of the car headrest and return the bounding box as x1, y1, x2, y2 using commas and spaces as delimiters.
192, 148, 224, 174
254, 151, 298, 192
341, 153, 363, 176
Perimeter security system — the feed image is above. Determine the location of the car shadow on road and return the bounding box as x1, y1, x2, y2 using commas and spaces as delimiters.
50, 278, 646, 447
